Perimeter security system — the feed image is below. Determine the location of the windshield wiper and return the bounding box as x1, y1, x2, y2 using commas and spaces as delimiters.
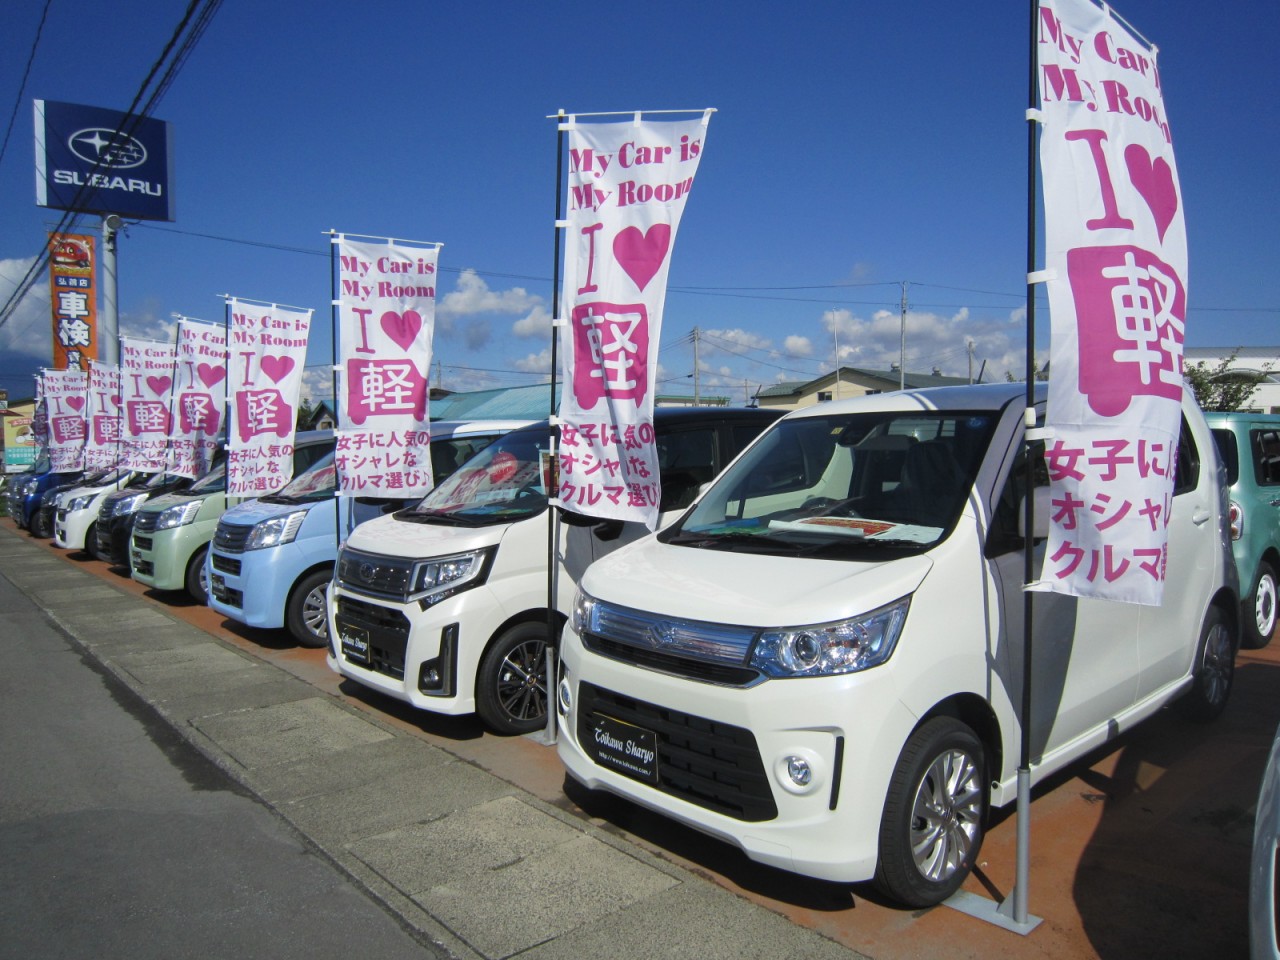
667, 531, 803, 553
398, 508, 487, 526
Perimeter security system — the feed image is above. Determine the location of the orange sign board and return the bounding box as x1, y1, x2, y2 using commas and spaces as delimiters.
47, 232, 97, 370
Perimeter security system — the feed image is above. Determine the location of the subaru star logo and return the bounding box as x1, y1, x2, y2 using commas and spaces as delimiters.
68, 128, 148, 169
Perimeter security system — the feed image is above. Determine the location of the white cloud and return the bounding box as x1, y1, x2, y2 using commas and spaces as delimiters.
512, 304, 552, 338
439, 269, 542, 321
0, 256, 50, 356
514, 347, 552, 375
783, 334, 812, 357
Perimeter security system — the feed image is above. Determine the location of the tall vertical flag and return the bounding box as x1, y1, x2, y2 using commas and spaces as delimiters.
169, 319, 227, 478
47, 233, 97, 371
119, 336, 176, 473
226, 299, 312, 496
333, 235, 440, 496
84, 360, 123, 471
557, 110, 712, 530
40, 367, 88, 471
1035, 1, 1186, 604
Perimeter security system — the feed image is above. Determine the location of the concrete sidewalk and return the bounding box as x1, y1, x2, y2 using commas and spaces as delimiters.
0, 525, 860, 960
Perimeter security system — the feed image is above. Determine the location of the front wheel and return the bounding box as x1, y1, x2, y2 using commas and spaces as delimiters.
185, 544, 210, 604
475, 622, 551, 735
875, 717, 986, 908
286, 569, 331, 648
1177, 605, 1236, 722
1243, 561, 1277, 649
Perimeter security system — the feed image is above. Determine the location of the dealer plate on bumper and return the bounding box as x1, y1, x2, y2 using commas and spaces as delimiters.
339, 622, 371, 665
587, 713, 658, 785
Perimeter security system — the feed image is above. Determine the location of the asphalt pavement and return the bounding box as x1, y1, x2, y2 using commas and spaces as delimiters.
0, 524, 859, 960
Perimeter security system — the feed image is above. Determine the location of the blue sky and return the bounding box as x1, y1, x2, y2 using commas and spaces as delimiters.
1, 0, 1275, 404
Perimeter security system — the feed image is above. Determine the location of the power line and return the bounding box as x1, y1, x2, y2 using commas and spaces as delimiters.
0, 0, 53, 173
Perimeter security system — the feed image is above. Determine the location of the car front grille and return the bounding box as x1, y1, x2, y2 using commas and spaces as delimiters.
335, 595, 410, 679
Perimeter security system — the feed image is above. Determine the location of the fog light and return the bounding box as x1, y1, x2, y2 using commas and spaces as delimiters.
786, 756, 812, 786
558, 678, 572, 716
773, 749, 823, 795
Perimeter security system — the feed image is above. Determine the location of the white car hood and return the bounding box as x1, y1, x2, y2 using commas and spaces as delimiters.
343, 511, 507, 559
581, 538, 933, 629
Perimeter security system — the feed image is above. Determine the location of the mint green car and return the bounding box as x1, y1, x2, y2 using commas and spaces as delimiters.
1207, 412, 1280, 648
130, 432, 334, 602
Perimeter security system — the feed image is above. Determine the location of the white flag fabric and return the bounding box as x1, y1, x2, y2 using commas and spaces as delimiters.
557, 111, 712, 530
119, 336, 177, 473
334, 236, 439, 496
1036, 0, 1187, 605
226, 300, 312, 497
169, 319, 227, 479
40, 367, 87, 472
84, 360, 122, 471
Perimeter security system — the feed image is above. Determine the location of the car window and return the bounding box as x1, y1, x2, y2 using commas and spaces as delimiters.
1172, 416, 1199, 496
1212, 428, 1240, 487
1252, 429, 1280, 486
656, 427, 716, 512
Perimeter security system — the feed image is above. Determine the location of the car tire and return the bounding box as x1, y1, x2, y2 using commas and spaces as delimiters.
185, 544, 210, 604
475, 622, 551, 736
874, 717, 986, 908
286, 569, 331, 648
31, 510, 52, 539
1243, 561, 1277, 649
1177, 605, 1236, 722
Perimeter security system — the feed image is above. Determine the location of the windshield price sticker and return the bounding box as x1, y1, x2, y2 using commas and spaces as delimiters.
339, 622, 371, 664
588, 714, 659, 785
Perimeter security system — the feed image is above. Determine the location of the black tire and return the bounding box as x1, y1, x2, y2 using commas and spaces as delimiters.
475, 622, 551, 735
874, 717, 986, 908
31, 509, 52, 539
286, 569, 331, 648
83, 522, 97, 557
185, 543, 210, 604
1177, 605, 1236, 722
1243, 561, 1277, 650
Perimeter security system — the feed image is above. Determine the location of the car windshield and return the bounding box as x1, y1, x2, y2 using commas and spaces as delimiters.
266, 452, 336, 504
189, 460, 227, 493
403, 426, 552, 526
661, 409, 1000, 559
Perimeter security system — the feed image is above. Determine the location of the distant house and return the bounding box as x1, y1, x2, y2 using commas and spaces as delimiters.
755, 366, 972, 412
300, 400, 336, 431
1184, 347, 1280, 413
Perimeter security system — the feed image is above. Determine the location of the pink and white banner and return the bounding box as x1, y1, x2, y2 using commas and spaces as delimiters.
556, 110, 712, 529
84, 360, 123, 471
40, 367, 87, 472
169, 319, 227, 479
1036, 0, 1187, 605
334, 235, 439, 496
119, 336, 177, 473
226, 299, 312, 497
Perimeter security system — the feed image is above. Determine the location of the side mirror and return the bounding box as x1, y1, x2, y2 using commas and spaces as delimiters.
1018, 486, 1052, 540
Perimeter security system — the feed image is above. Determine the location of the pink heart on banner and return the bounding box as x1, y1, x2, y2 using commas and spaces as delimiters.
613, 223, 671, 292
197, 362, 226, 388
381, 310, 423, 352
110, 394, 121, 407
146, 375, 172, 396
66, 396, 85, 412
259, 355, 295, 384
1125, 144, 1178, 243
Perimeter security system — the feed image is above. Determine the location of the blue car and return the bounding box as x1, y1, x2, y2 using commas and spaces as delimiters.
207, 421, 528, 646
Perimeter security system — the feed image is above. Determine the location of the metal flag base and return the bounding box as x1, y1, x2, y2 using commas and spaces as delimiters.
942, 767, 1042, 935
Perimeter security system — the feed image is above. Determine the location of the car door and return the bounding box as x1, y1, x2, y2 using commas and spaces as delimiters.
985, 433, 1141, 761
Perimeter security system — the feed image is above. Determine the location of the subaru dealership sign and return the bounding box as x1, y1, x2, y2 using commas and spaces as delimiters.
34, 100, 175, 222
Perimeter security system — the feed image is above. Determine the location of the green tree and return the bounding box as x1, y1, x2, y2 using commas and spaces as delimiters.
296, 397, 315, 430
1185, 352, 1269, 411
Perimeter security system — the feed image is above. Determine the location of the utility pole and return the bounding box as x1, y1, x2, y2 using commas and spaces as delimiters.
899, 281, 908, 391
833, 322, 841, 400
692, 326, 700, 407
968, 340, 975, 384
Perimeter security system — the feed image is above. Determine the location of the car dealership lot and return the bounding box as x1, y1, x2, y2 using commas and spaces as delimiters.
5, 518, 1275, 960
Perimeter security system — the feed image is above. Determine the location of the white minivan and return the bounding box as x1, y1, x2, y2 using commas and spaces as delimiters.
557, 382, 1238, 907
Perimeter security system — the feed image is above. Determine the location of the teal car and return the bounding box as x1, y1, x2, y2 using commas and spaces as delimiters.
130, 431, 334, 603
1207, 412, 1280, 648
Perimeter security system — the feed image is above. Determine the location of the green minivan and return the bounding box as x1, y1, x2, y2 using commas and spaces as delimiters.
130, 431, 334, 603
1207, 412, 1280, 648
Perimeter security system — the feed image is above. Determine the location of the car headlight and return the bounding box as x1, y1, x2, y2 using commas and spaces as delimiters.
408, 549, 490, 604
68, 494, 97, 511
750, 597, 911, 678
571, 588, 597, 635
155, 500, 202, 530
112, 493, 150, 517
41, 490, 60, 506
245, 510, 308, 550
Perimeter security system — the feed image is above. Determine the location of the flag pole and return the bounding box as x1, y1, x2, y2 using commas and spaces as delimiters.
539, 109, 567, 746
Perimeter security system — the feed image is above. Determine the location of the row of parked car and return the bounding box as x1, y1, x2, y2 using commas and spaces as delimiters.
5, 385, 1279, 921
